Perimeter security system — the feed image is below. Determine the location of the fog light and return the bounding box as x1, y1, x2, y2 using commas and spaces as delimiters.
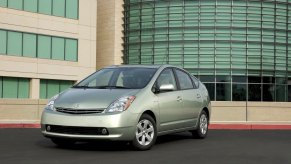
101, 128, 108, 135
46, 125, 51, 132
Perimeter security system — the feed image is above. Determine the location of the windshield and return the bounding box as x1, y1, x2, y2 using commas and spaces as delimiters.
74, 67, 157, 89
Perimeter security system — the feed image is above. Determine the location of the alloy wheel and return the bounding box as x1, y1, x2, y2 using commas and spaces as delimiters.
199, 114, 208, 135
135, 119, 154, 146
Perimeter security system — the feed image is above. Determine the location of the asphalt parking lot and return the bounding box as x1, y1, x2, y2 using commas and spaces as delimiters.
0, 129, 290, 164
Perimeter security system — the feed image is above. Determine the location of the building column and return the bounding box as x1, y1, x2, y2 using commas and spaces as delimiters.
30, 79, 40, 99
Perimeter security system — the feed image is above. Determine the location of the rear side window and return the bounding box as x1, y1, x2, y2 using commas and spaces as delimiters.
175, 69, 194, 90
191, 76, 199, 89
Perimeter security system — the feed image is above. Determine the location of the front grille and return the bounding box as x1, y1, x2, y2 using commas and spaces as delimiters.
46, 125, 109, 135
55, 107, 104, 114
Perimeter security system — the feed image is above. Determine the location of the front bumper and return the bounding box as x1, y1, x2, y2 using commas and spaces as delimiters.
41, 109, 139, 141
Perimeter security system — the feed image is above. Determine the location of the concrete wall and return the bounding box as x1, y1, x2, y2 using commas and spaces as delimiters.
211, 101, 291, 124
1, 100, 290, 124
0, 99, 46, 123
96, 0, 124, 69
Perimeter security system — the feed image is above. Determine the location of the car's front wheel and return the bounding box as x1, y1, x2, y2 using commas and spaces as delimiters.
131, 114, 157, 150
191, 110, 209, 139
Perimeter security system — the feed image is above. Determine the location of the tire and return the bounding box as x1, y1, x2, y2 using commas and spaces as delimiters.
191, 110, 209, 139
51, 138, 76, 147
131, 114, 157, 151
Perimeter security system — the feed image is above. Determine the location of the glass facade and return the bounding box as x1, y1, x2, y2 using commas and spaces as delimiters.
40, 79, 75, 99
0, 0, 79, 19
0, 76, 30, 98
0, 29, 78, 61
123, 0, 291, 102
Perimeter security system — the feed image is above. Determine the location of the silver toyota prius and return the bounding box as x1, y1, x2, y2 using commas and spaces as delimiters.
41, 65, 211, 150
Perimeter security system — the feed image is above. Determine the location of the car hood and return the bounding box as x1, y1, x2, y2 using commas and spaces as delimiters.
54, 88, 140, 109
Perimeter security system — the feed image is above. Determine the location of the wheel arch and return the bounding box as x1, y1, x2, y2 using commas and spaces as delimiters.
142, 110, 157, 123
202, 107, 210, 121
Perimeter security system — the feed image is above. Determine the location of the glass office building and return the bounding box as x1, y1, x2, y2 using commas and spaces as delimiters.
123, 0, 291, 102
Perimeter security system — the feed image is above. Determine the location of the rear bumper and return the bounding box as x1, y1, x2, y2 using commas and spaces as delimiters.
41, 109, 139, 141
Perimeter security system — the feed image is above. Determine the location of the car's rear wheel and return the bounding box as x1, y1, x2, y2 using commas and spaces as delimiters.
131, 114, 157, 151
51, 138, 76, 147
191, 110, 208, 139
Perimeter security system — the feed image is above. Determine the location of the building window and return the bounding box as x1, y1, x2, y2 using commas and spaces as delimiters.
0, 30, 7, 54
123, 0, 291, 102
0, 29, 78, 62
52, 0, 65, 17
0, 0, 79, 20
38, 35, 51, 59
38, 0, 52, 15
52, 37, 65, 60
65, 39, 78, 61
24, 0, 38, 12
248, 84, 261, 101
66, 0, 79, 19
0, 77, 30, 98
0, 0, 8, 7
204, 83, 215, 101
216, 83, 231, 101
7, 31, 22, 56
23, 33, 37, 58
40, 79, 75, 99
7, 0, 23, 10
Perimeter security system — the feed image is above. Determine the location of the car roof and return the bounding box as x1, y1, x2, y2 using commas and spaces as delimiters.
104, 65, 177, 69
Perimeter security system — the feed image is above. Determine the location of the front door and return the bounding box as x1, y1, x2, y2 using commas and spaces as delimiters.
155, 68, 185, 132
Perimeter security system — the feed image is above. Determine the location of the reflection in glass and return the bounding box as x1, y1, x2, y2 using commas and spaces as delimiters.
204, 83, 215, 101
199, 76, 215, 82
232, 76, 247, 83
232, 84, 246, 101
263, 84, 274, 101
276, 85, 286, 102
248, 76, 261, 83
216, 75, 231, 82
288, 85, 291, 102
248, 84, 261, 101
216, 83, 231, 101
263, 77, 275, 84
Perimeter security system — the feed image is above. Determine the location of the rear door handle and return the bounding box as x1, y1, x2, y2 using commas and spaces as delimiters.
177, 96, 182, 102
197, 94, 201, 98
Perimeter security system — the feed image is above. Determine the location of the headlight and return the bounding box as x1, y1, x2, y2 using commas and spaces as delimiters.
45, 94, 59, 111
106, 96, 136, 113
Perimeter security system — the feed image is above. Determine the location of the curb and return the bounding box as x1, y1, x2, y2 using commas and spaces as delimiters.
0, 124, 41, 128
209, 124, 291, 130
0, 123, 291, 130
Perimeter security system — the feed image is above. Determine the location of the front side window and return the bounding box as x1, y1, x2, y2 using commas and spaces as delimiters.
156, 68, 177, 90
75, 68, 157, 89
175, 69, 194, 90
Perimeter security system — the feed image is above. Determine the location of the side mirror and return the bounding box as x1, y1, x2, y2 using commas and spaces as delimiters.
159, 84, 175, 92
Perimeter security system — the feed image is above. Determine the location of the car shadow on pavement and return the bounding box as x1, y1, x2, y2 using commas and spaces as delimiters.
155, 132, 194, 145
37, 139, 131, 151
36, 132, 196, 151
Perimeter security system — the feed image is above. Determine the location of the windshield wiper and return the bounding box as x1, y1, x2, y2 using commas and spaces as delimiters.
73, 85, 131, 89
96, 86, 131, 89
72, 85, 93, 88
